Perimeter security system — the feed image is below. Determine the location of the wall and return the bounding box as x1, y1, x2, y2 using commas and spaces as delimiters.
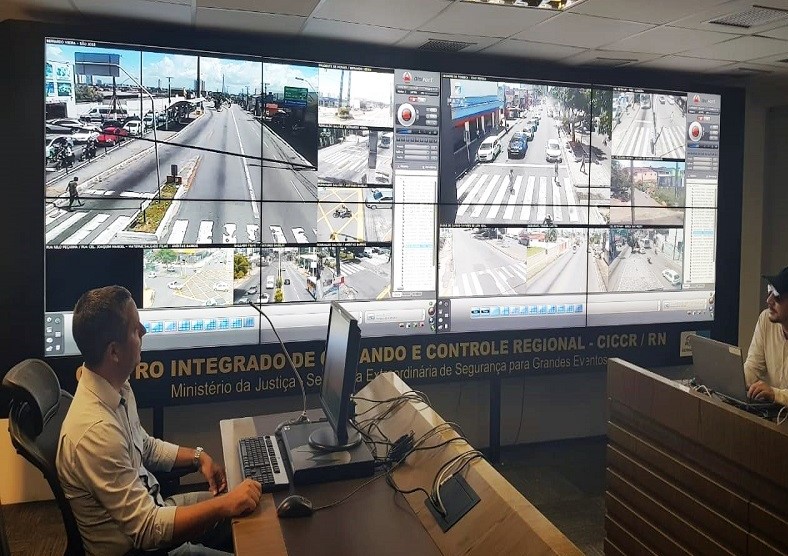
738, 81, 788, 352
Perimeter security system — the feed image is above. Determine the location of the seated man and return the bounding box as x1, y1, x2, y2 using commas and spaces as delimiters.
743, 268, 788, 405
57, 286, 262, 555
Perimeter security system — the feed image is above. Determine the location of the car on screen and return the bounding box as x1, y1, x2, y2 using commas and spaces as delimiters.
265, 276, 275, 289
545, 139, 562, 163
213, 282, 230, 292
167, 280, 184, 290
256, 293, 270, 303
476, 136, 501, 162
246, 284, 258, 295
662, 269, 681, 286
365, 188, 394, 209
507, 136, 527, 158
124, 120, 143, 136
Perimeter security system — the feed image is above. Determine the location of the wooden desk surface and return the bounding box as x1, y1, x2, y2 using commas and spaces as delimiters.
221, 373, 580, 556
220, 409, 441, 556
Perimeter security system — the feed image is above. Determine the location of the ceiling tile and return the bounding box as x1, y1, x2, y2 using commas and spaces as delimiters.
512, 13, 652, 49
604, 25, 732, 55
394, 31, 502, 53
73, 0, 194, 24
197, 0, 320, 17
195, 7, 306, 34
748, 52, 788, 67
713, 61, 786, 76
419, 2, 556, 38
669, 0, 788, 35
569, 0, 731, 25
561, 48, 662, 66
681, 36, 788, 63
311, 0, 451, 30
303, 18, 411, 45
761, 25, 788, 41
634, 55, 734, 72
479, 39, 587, 60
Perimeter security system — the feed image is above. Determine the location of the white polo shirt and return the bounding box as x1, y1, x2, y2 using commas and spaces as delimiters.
743, 309, 788, 406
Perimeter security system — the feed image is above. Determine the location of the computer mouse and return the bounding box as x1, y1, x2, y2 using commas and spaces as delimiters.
276, 494, 314, 518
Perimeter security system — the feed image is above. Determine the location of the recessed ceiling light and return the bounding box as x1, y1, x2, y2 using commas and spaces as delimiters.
460, 0, 587, 12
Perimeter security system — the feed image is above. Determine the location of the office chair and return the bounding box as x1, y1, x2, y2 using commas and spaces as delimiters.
3, 358, 84, 556
2, 359, 174, 556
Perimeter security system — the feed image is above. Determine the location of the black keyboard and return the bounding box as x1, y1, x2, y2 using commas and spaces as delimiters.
238, 435, 290, 491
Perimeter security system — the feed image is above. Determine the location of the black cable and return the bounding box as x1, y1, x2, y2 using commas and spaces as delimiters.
247, 302, 309, 432
513, 376, 527, 445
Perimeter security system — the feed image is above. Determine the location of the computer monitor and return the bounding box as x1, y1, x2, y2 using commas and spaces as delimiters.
308, 301, 363, 452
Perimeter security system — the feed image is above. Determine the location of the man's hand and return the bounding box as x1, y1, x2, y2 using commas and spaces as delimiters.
747, 380, 775, 402
221, 479, 263, 518
198, 452, 228, 495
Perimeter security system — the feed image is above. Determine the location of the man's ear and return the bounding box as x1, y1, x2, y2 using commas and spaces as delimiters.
105, 340, 120, 364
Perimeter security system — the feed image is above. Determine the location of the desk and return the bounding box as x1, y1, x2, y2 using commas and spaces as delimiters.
605, 358, 788, 555
221, 372, 582, 556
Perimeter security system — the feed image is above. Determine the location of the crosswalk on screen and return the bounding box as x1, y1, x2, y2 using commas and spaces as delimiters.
42, 36, 720, 355
436, 74, 719, 333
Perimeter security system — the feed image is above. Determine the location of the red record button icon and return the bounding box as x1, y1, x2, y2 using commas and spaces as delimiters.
688, 121, 703, 142
397, 103, 416, 126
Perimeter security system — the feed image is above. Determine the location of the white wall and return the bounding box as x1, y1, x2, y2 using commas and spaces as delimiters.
738, 82, 788, 352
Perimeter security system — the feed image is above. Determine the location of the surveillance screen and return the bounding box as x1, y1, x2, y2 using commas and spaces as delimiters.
42, 36, 720, 355
436, 75, 719, 333
43, 38, 437, 356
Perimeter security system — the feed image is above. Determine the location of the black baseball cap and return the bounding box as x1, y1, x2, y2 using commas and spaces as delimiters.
764, 267, 788, 297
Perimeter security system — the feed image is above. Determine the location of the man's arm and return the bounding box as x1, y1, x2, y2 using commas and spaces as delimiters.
743, 312, 768, 387
72, 420, 179, 550
170, 479, 262, 545
174, 446, 227, 495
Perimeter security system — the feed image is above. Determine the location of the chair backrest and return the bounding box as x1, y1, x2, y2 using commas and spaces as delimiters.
2, 359, 84, 556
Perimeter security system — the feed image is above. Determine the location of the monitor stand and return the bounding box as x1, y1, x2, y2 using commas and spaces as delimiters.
280, 421, 374, 485
308, 424, 362, 452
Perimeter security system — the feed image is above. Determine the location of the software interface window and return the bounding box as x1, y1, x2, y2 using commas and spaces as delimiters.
43, 36, 719, 355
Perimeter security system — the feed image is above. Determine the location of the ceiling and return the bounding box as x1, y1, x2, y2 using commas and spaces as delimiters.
7, 0, 788, 81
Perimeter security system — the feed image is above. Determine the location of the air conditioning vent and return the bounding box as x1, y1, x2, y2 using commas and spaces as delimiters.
417, 39, 476, 52
707, 5, 788, 29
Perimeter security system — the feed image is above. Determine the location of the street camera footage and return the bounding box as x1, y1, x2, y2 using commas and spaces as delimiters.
42, 37, 720, 356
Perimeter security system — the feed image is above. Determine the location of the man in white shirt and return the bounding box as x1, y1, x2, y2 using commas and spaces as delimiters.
743, 268, 788, 406
57, 286, 262, 555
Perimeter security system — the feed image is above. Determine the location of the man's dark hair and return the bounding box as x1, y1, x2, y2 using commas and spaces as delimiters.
72, 286, 133, 366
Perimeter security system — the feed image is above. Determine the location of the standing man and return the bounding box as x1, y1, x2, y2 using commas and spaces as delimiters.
743, 268, 788, 405
554, 161, 560, 186
57, 286, 262, 555
67, 176, 83, 211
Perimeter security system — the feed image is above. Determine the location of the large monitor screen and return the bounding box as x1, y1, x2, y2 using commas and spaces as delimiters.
42, 36, 719, 356
436, 75, 718, 333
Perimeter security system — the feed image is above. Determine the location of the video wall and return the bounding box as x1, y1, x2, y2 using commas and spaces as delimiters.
43, 36, 720, 356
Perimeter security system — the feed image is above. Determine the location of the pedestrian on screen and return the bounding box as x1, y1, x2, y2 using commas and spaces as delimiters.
554, 162, 560, 186
580, 156, 586, 174
67, 176, 83, 211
